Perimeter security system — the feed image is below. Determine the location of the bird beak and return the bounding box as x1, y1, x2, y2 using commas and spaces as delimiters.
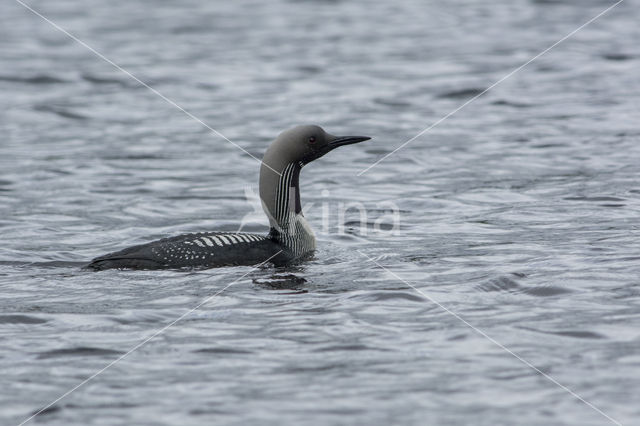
328, 135, 371, 149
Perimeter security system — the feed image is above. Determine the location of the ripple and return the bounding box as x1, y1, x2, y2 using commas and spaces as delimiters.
0, 74, 67, 84
193, 347, 252, 354
81, 73, 131, 87
296, 65, 323, 74
100, 153, 167, 160
33, 104, 88, 120
29, 405, 61, 417
437, 88, 485, 99
37, 347, 123, 359
373, 98, 412, 108
551, 330, 606, 339
279, 362, 350, 374
0, 314, 47, 324
110, 310, 177, 325
475, 275, 521, 293
491, 99, 532, 108
476, 276, 572, 297
522, 327, 606, 339
602, 53, 632, 61
564, 196, 626, 202
520, 285, 573, 297
313, 344, 380, 352
253, 274, 307, 290
348, 290, 425, 303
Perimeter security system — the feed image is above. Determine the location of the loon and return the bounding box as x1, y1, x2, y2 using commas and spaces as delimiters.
87, 125, 370, 270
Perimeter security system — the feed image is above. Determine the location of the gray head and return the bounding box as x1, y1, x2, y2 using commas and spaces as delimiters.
262, 125, 370, 170
259, 125, 370, 230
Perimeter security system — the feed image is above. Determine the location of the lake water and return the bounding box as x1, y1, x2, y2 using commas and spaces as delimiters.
1, 0, 639, 425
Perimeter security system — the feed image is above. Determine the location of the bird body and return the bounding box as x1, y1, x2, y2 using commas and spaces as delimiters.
88, 232, 288, 270
88, 125, 370, 270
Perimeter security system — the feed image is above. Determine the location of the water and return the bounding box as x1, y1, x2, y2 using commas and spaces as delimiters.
1, 0, 639, 424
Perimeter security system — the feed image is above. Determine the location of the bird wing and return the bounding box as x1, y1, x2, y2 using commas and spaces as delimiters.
87, 232, 285, 270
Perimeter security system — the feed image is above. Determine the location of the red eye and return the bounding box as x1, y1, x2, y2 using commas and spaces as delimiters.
308, 136, 316, 144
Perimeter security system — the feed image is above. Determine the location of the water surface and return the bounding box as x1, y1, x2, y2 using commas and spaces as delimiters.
1, 0, 639, 425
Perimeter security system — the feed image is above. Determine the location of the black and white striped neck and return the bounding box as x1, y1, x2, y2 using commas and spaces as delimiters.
265, 162, 316, 258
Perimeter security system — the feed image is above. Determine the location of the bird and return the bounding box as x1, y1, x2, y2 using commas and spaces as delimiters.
87, 125, 370, 270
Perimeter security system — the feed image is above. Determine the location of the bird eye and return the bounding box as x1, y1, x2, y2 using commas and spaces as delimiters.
308, 136, 316, 144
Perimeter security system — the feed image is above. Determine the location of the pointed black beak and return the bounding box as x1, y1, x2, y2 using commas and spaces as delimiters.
328, 135, 371, 149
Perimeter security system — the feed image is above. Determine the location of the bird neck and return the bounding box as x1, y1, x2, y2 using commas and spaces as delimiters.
262, 161, 302, 232
259, 161, 316, 255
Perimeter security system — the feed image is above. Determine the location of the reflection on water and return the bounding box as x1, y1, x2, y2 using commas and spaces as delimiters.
1, 0, 639, 424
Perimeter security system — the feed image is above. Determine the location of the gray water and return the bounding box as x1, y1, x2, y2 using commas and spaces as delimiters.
1, 0, 639, 425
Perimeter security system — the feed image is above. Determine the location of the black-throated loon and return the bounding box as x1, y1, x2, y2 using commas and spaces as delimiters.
87, 125, 370, 270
